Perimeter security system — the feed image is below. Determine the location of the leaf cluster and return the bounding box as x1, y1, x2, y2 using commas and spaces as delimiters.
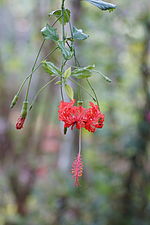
40, 1, 115, 100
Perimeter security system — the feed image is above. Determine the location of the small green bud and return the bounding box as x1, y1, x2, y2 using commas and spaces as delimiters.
21, 101, 28, 118
10, 95, 19, 108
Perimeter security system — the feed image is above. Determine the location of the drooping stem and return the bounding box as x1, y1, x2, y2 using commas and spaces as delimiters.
69, 77, 96, 101
68, 21, 80, 67
29, 76, 57, 110
25, 39, 45, 101
86, 78, 100, 108
68, 20, 83, 100
24, 15, 61, 102
51, 15, 63, 27
93, 70, 112, 83
59, 0, 66, 101
41, 47, 59, 63
66, 42, 99, 104
16, 75, 31, 97
68, 14, 100, 104
60, 60, 67, 101
14, 47, 58, 98
61, 0, 66, 41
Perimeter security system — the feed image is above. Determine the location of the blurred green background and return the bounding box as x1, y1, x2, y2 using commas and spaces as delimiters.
0, 0, 150, 225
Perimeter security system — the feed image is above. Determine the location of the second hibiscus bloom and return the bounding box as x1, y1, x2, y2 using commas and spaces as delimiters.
58, 99, 104, 133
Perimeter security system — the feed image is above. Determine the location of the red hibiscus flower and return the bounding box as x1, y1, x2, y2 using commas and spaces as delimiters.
58, 100, 104, 133
84, 102, 105, 132
58, 99, 87, 130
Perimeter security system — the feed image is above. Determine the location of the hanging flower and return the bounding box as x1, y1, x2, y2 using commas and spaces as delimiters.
72, 153, 83, 186
58, 99, 87, 130
58, 100, 104, 133
16, 116, 26, 129
84, 102, 105, 132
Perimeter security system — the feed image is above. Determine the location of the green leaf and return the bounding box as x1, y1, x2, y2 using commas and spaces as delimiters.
41, 24, 59, 41
58, 41, 74, 60
85, 0, 116, 11
64, 67, 72, 79
71, 65, 95, 79
42, 60, 61, 75
49, 9, 70, 25
72, 26, 89, 40
65, 84, 74, 100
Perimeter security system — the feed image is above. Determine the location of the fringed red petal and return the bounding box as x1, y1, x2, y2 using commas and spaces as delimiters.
58, 100, 104, 133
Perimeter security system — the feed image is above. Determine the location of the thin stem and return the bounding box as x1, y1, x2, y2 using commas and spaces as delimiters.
68, 21, 73, 47
41, 46, 59, 62
67, 21, 99, 104
29, 76, 57, 110
60, 0, 66, 101
15, 47, 58, 97
79, 128, 82, 155
61, 60, 67, 70
51, 15, 63, 26
68, 20, 82, 100
24, 15, 62, 102
12, 15, 61, 108
33, 40, 45, 71
68, 21, 80, 67
16, 74, 31, 96
25, 39, 45, 101
93, 70, 112, 82
69, 77, 96, 101
61, 0, 66, 41
86, 79, 100, 108
60, 60, 67, 101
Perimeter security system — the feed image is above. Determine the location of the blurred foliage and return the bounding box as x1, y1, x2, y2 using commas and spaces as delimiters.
0, 0, 150, 225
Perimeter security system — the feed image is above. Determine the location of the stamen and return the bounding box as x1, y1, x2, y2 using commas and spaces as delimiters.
72, 153, 83, 186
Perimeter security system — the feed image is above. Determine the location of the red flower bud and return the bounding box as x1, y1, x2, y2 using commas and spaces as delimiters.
16, 116, 26, 130
16, 101, 28, 130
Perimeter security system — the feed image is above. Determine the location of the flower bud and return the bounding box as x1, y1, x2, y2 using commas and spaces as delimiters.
16, 116, 26, 129
21, 101, 28, 118
10, 95, 19, 108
